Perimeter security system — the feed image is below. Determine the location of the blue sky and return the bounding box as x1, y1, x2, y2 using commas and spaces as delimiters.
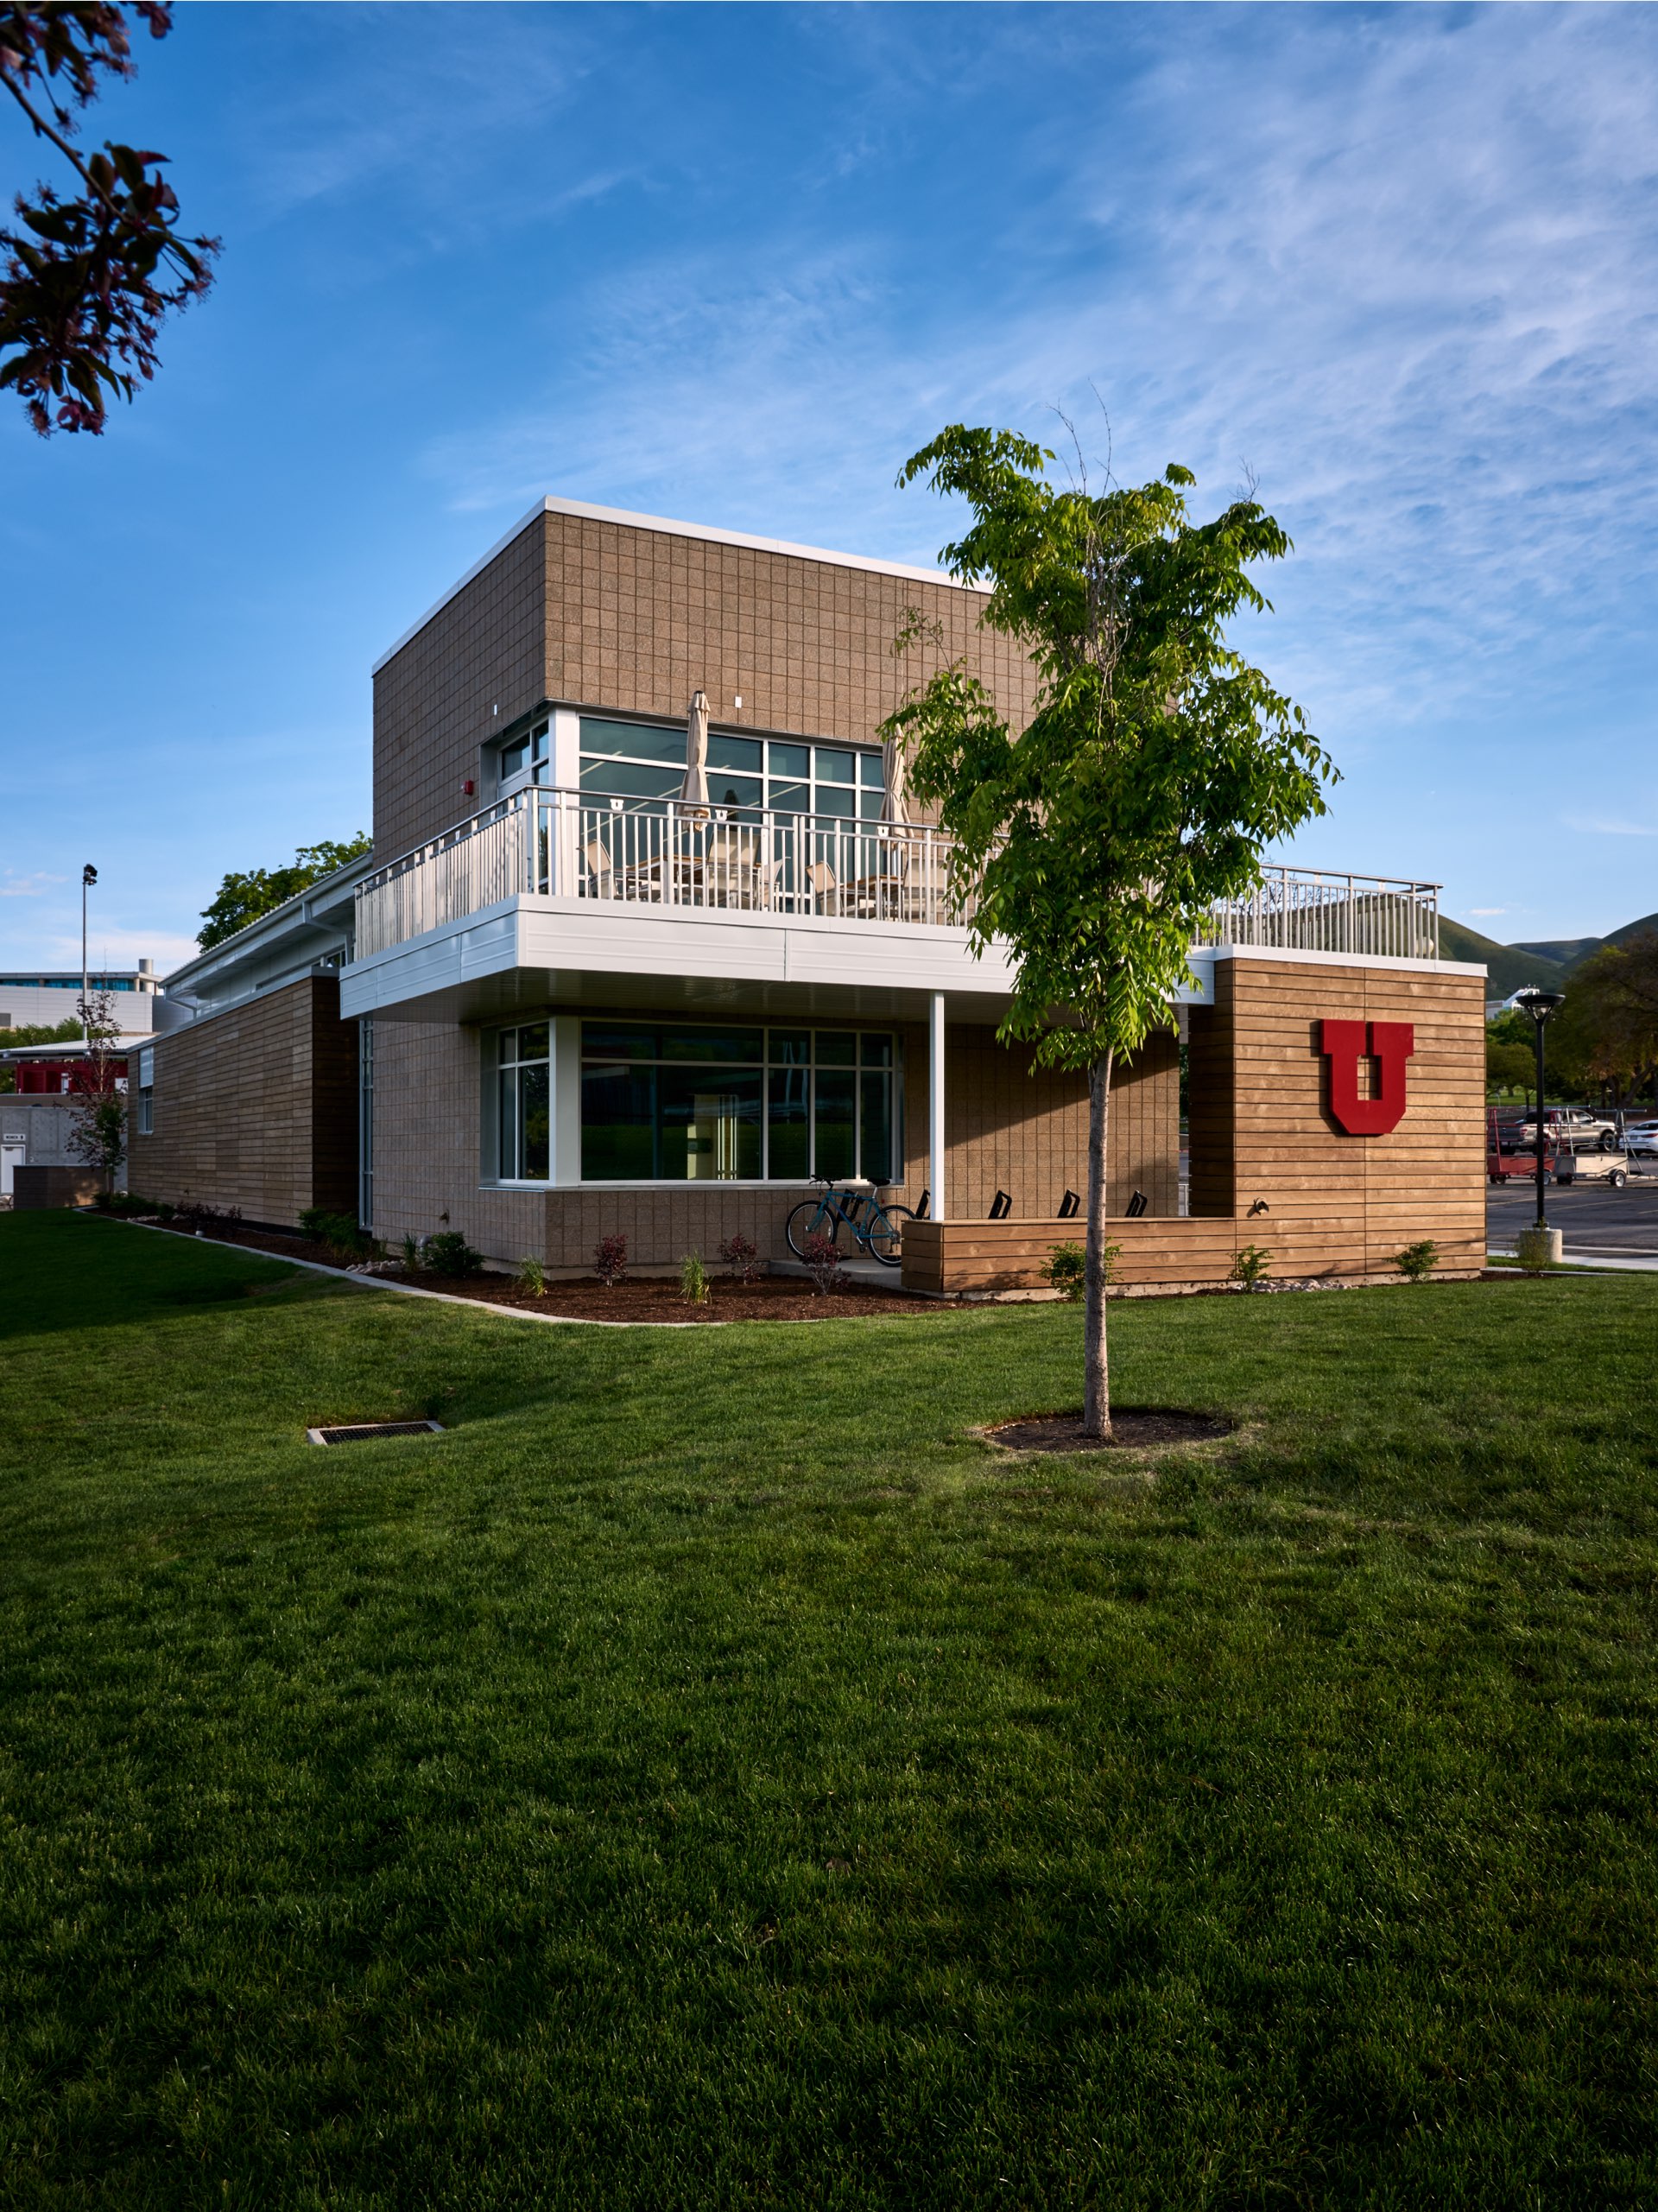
3, 1, 1655, 973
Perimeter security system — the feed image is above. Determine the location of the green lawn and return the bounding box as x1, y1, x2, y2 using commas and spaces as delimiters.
3, 1210, 1656, 2209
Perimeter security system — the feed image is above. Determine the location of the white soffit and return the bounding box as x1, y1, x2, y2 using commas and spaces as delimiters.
372, 495, 984, 674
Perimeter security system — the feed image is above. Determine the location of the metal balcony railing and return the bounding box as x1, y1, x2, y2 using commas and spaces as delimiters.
351, 788, 1440, 968
1193, 865, 1440, 961
353, 789, 966, 958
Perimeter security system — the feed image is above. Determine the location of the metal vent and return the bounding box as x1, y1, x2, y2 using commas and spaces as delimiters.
307, 1420, 445, 1446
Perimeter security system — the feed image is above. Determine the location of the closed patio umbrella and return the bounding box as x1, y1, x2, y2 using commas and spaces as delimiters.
880, 730, 908, 824
681, 690, 710, 806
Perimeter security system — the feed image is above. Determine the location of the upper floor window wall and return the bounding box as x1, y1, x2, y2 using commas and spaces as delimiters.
495, 712, 885, 821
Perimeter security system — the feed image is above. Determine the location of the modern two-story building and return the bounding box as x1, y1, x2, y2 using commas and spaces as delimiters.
131, 497, 1488, 1290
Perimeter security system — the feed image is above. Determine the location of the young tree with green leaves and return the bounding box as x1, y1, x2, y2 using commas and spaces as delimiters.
198, 834, 371, 951
66, 987, 126, 1190
885, 426, 1336, 1440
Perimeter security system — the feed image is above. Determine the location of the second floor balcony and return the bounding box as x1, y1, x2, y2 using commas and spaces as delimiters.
343, 786, 1443, 1024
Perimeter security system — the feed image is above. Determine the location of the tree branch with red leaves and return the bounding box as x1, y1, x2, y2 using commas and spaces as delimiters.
0, 3, 218, 434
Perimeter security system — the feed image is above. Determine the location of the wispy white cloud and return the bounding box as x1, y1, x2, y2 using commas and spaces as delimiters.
1469, 907, 1509, 916
0, 871, 62, 897
45, 929, 201, 969
1564, 815, 1658, 837
418, 4, 1658, 753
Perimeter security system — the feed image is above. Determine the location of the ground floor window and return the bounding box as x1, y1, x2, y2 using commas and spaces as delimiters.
496, 1023, 551, 1180
579, 1022, 895, 1183
136, 1045, 154, 1135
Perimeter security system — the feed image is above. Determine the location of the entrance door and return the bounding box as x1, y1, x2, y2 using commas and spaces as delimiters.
1, 1139, 24, 1199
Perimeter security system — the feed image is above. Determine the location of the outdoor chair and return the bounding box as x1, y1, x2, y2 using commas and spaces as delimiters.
582, 839, 617, 898
988, 1189, 1013, 1220
1056, 1188, 1080, 1218
1124, 1190, 1148, 1217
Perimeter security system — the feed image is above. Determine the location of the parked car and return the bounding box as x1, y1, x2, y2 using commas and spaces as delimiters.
1510, 1106, 1621, 1150
1620, 1119, 1658, 1156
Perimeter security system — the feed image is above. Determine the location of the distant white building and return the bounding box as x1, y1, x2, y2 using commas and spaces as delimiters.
0, 961, 170, 1034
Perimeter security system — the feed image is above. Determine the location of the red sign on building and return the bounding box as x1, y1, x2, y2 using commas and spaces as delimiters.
1318, 1020, 1414, 1136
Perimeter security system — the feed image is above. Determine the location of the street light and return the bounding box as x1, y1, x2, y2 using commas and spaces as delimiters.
80, 864, 98, 1035
1514, 987, 1566, 1229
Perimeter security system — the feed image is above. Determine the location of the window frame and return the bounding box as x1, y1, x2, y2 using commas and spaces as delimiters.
574, 1019, 899, 1188
490, 1021, 554, 1185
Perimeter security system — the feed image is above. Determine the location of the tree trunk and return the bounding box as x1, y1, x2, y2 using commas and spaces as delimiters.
1082, 1049, 1114, 1441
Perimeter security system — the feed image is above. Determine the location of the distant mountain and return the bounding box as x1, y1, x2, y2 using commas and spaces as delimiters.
1440, 908, 1658, 997
1438, 916, 1566, 998
1510, 936, 1603, 967
1508, 911, 1658, 973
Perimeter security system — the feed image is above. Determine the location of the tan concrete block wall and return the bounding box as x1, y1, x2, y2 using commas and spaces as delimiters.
373, 508, 1043, 861
128, 978, 357, 1226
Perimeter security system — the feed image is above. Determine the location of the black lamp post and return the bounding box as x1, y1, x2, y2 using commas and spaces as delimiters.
80, 864, 97, 1034
1514, 988, 1566, 1228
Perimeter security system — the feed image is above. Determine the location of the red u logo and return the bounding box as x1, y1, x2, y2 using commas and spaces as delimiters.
1319, 1019, 1414, 1135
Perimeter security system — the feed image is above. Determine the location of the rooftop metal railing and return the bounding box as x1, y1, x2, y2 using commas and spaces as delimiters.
352, 788, 1440, 967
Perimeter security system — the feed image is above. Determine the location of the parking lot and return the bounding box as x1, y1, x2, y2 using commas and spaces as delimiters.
1488, 1164, 1658, 1265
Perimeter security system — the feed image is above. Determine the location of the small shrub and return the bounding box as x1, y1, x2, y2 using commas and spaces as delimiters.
718, 1232, 762, 1283
594, 1233, 629, 1287
516, 1255, 547, 1296
1395, 1239, 1440, 1282
95, 1189, 158, 1217
679, 1251, 710, 1305
1231, 1242, 1273, 1290
423, 1231, 484, 1277
402, 1233, 423, 1271
174, 1201, 243, 1233
1040, 1238, 1120, 1302
299, 1207, 371, 1263
802, 1229, 842, 1296
1041, 1240, 1085, 1302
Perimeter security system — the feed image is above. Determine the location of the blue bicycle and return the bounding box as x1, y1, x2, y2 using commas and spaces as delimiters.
785, 1175, 915, 1268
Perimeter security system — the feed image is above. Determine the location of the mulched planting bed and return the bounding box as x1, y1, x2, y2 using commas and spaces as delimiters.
369, 1271, 952, 1323
92, 1218, 952, 1321
984, 1407, 1236, 1454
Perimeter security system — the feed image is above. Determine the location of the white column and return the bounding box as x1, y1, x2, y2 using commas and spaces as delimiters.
928, 991, 946, 1220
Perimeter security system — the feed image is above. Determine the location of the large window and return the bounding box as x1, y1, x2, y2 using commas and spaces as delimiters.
497, 1023, 550, 1180
579, 1022, 895, 1183
579, 718, 885, 820
499, 719, 552, 789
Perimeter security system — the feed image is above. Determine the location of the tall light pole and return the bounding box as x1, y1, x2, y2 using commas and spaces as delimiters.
80, 864, 97, 1034
1515, 988, 1566, 1229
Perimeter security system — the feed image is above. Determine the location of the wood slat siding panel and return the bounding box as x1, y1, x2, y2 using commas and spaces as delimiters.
126, 978, 358, 1227
919, 956, 1488, 1291
903, 1216, 1244, 1293
1224, 957, 1486, 1276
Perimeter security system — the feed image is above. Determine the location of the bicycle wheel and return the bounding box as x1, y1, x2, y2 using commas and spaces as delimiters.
786, 1201, 837, 1258
865, 1202, 914, 1267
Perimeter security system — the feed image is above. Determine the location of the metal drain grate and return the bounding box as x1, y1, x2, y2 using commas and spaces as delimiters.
307, 1420, 445, 1446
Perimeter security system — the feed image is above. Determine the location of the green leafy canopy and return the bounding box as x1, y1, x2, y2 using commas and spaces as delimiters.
883, 426, 1338, 1068
197, 834, 370, 952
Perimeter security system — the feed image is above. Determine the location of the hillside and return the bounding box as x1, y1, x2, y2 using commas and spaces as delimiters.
1438, 916, 1566, 997
1440, 907, 1658, 993
1509, 910, 1658, 973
